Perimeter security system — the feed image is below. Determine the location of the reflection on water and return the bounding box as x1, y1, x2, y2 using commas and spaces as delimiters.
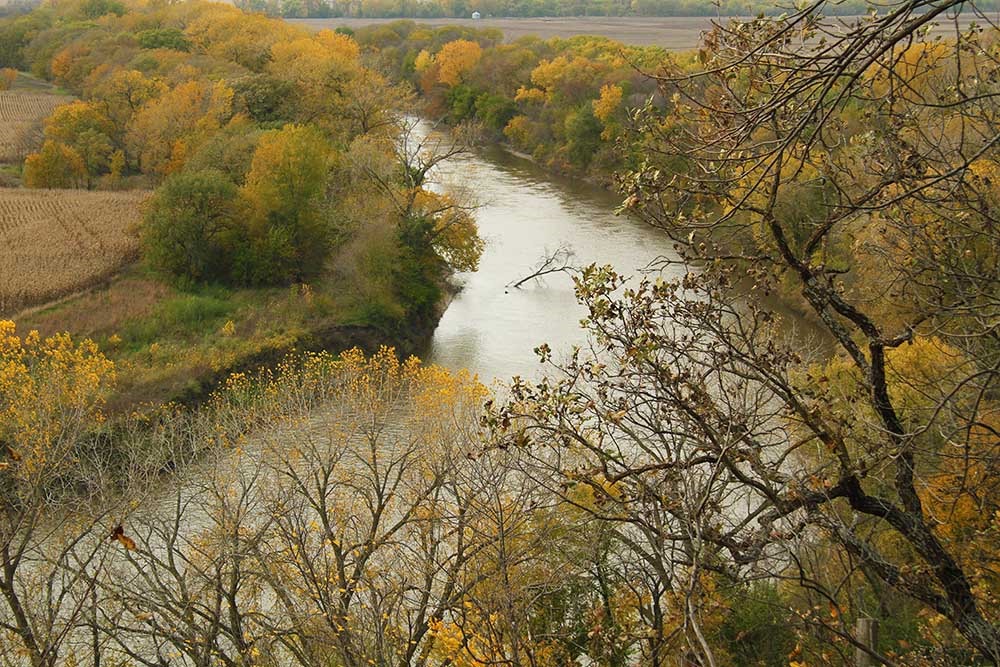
421, 127, 684, 383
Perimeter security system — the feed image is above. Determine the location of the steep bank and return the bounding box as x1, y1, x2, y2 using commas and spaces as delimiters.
16, 264, 456, 415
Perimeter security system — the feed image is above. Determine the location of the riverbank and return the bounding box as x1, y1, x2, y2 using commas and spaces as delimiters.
14, 262, 454, 415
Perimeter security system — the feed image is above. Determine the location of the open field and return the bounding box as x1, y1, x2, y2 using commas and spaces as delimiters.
293, 13, 995, 48
294, 15, 714, 47
0, 88, 72, 163
0, 188, 150, 315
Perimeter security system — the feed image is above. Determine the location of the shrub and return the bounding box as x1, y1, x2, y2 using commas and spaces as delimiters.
0, 67, 16, 90
23, 140, 86, 188
142, 169, 239, 283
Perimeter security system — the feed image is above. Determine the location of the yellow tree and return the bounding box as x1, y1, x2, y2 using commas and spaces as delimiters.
410, 190, 485, 273
0, 68, 16, 90
266, 30, 398, 140
435, 39, 483, 88
246, 348, 496, 667
183, 5, 298, 71
23, 140, 87, 188
0, 321, 117, 667
238, 123, 331, 284
125, 79, 234, 176
90, 68, 166, 139
43, 100, 115, 181
592, 83, 623, 140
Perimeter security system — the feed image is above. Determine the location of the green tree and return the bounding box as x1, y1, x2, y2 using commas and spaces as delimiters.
237, 124, 332, 284
564, 103, 601, 168
143, 169, 239, 283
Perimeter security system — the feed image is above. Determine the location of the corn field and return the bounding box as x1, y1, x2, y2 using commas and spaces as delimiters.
0, 188, 150, 314
0, 90, 73, 162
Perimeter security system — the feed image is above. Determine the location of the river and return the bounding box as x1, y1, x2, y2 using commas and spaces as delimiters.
418, 123, 684, 383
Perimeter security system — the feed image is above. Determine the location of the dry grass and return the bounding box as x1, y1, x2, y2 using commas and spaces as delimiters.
0, 89, 73, 163
20, 275, 171, 339
0, 187, 151, 315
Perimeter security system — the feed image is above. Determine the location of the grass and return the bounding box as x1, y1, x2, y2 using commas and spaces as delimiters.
15, 259, 383, 412
119, 287, 237, 350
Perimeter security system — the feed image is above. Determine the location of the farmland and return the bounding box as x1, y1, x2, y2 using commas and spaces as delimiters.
0, 85, 72, 164
293, 14, 988, 48
0, 188, 149, 315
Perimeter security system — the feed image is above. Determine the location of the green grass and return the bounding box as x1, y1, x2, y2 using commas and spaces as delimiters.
120, 287, 236, 350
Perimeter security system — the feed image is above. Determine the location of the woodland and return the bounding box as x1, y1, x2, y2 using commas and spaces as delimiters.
0, 0, 998, 665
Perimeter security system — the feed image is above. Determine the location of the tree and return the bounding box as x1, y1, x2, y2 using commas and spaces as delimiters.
564, 103, 602, 168
591, 82, 622, 139
91, 348, 521, 667
0, 67, 15, 90
142, 169, 240, 284
237, 124, 332, 284
23, 140, 86, 188
43, 101, 115, 177
494, 1, 1000, 663
355, 119, 485, 323
435, 39, 483, 87
125, 79, 234, 177
91, 68, 165, 139
408, 189, 485, 273
231, 73, 295, 125
266, 30, 364, 138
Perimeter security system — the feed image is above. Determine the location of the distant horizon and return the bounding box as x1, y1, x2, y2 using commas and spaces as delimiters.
3, 0, 1000, 17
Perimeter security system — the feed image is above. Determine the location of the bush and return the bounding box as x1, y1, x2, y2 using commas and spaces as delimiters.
718, 583, 797, 667
136, 28, 190, 51
142, 170, 239, 284
23, 140, 86, 188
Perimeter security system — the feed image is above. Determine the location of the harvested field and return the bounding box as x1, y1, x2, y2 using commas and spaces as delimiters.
0, 188, 150, 315
293, 14, 991, 49
0, 89, 73, 163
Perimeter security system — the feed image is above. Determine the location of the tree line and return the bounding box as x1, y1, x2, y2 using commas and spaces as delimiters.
352, 20, 671, 179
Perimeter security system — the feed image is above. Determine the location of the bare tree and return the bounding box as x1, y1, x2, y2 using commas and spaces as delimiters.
507, 244, 577, 289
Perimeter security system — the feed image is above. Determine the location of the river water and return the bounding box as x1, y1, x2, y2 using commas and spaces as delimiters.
420, 124, 684, 383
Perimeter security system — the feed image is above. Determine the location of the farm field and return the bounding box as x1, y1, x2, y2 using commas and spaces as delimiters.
293, 14, 991, 47
0, 83, 72, 164
0, 187, 149, 315
294, 15, 714, 47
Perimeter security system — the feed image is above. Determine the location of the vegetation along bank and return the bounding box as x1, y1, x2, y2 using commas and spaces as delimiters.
0, 0, 483, 411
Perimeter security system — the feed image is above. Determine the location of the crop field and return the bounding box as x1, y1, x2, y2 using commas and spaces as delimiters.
295, 14, 988, 49
0, 90, 73, 163
0, 188, 150, 315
